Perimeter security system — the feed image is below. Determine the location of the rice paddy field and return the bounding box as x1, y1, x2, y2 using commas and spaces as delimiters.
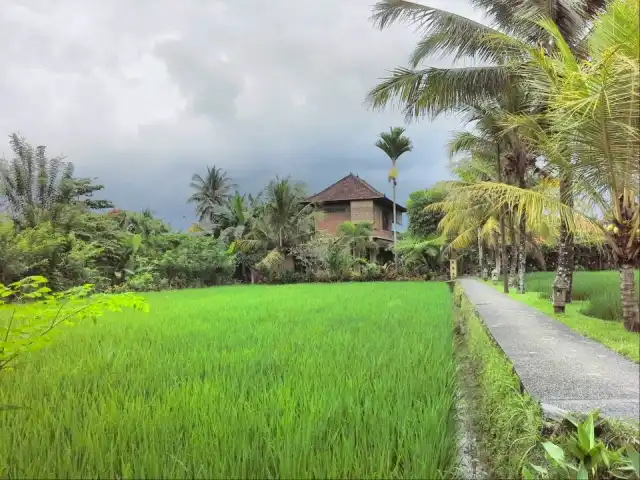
525, 270, 639, 321
0, 282, 456, 479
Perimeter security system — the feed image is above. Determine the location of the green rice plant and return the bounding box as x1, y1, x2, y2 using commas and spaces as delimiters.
524, 270, 640, 322
0, 282, 457, 479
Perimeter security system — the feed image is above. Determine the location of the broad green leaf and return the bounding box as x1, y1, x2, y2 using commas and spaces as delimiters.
531, 464, 548, 475
627, 445, 640, 477
576, 465, 589, 480
543, 442, 565, 464
577, 414, 595, 451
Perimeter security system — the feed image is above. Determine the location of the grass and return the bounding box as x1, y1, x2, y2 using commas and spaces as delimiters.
0, 282, 457, 479
453, 285, 543, 478
490, 271, 640, 362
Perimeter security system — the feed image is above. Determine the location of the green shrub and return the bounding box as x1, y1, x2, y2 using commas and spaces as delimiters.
581, 289, 625, 322
0, 276, 148, 374
157, 235, 235, 288
125, 272, 157, 292
524, 412, 640, 480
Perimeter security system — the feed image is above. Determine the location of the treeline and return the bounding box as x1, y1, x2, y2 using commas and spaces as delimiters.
0, 134, 235, 291
0, 135, 432, 293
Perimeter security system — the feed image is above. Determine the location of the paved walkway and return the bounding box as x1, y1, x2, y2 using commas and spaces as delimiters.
458, 278, 640, 422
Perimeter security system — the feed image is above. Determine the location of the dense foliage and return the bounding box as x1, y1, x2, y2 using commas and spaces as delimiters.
406, 188, 445, 238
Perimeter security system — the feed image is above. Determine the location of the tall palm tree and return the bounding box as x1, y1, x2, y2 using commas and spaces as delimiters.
187, 166, 234, 222
455, 0, 639, 330
0, 134, 75, 228
375, 127, 413, 249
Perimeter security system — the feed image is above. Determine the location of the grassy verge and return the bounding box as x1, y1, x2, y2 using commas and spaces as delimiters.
453, 284, 543, 478
1, 282, 457, 479
489, 283, 640, 362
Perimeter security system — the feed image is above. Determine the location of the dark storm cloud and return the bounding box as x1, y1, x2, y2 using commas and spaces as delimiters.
0, 0, 480, 229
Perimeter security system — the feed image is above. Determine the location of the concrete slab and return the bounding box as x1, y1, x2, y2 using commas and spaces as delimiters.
458, 278, 640, 422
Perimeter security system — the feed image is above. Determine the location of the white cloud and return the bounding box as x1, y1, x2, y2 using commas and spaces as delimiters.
0, 0, 481, 228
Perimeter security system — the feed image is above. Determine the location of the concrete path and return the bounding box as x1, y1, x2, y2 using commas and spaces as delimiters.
458, 278, 640, 422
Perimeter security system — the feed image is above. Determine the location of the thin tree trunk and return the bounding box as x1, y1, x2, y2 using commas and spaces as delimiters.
620, 264, 640, 332
517, 213, 526, 294
478, 227, 484, 277
392, 179, 397, 251
496, 144, 508, 293
508, 216, 518, 289
555, 171, 575, 302
495, 246, 501, 276
566, 187, 575, 302
515, 153, 527, 294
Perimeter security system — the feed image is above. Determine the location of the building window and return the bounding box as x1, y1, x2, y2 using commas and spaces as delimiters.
324, 206, 346, 213
382, 211, 391, 231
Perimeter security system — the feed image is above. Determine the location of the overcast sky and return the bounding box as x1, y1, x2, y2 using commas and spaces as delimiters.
1, 0, 480, 230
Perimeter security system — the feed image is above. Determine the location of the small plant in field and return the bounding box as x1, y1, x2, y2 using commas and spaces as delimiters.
523, 412, 640, 480
0, 276, 148, 374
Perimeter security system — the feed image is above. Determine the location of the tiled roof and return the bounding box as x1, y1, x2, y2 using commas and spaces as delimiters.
306, 173, 386, 203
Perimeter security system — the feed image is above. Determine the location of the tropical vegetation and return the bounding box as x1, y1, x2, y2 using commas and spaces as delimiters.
367, 0, 639, 332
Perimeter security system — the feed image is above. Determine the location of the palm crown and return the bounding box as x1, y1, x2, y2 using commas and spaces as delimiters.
188, 166, 235, 222
366, 0, 609, 119
375, 127, 413, 184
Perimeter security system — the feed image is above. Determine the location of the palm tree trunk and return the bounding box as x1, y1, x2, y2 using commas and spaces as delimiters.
555, 171, 575, 302
496, 144, 508, 293
517, 213, 526, 294
508, 215, 518, 289
392, 179, 397, 250
515, 155, 527, 294
620, 264, 640, 332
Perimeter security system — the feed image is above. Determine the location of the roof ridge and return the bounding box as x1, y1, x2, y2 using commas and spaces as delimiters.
307, 173, 356, 201
355, 175, 384, 197
306, 173, 391, 203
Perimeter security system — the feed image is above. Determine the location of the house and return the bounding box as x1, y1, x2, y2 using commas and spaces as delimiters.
305, 173, 406, 262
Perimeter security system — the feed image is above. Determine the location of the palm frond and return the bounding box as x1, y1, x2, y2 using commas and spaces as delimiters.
367, 65, 515, 120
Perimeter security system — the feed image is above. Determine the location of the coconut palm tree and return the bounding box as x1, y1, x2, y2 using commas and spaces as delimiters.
187, 166, 235, 222
454, 0, 639, 330
234, 177, 319, 272
447, 92, 540, 293
375, 127, 413, 249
